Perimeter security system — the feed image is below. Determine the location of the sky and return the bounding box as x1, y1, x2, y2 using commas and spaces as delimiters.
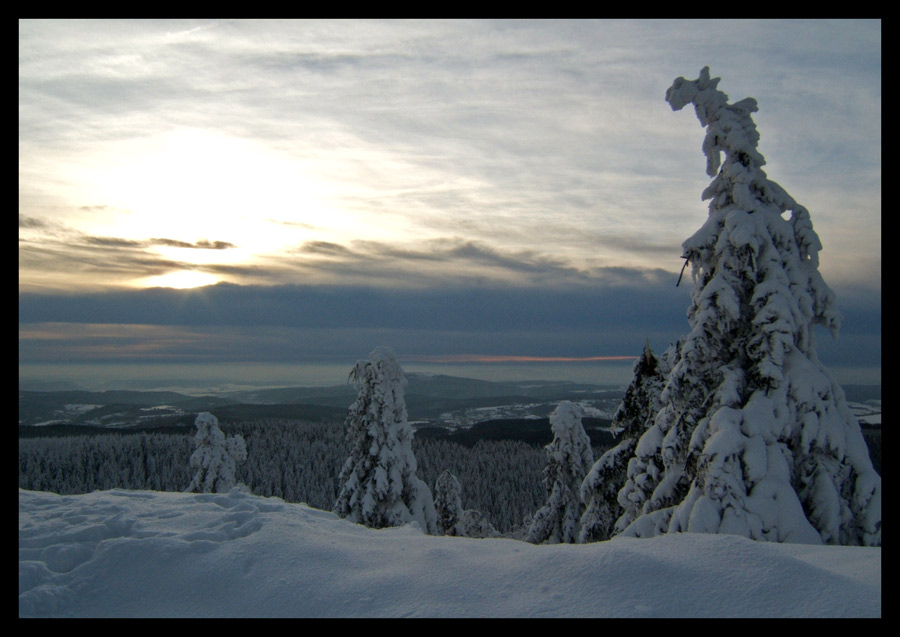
19, 487, 881, 617
18, 19, 881, 389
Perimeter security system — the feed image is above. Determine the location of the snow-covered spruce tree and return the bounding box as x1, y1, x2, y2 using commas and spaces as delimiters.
434, 469, 464, 535
579, 341, 667, 543
616, 67, 880, 545
333, 348, 437, 534
187, 412, 248, 494
525, 401, 594, 544
457, 508, 499, 538
433, 469, 498, 538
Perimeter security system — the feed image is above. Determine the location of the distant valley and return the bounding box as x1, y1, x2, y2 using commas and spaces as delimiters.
18, 373, 623, 432
18, 373, 881, 449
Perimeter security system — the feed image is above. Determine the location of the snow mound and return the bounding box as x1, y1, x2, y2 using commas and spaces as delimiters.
19, 488, 880, 617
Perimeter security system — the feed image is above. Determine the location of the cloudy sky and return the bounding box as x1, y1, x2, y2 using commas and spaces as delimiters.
19, 19, 881, 389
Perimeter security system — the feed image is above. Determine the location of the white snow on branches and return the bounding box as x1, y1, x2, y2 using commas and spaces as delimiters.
615, 68, 880, 546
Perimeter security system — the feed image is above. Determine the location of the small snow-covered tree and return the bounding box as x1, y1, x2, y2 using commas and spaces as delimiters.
616, 68, 880, 546
333, 348, 437, 534
457, 508, 499, 539
434, 469, 464, 535
526, 401, 594, 544
187, 412, 247, 494
434, 469, 498, 538
579, 341, 667, 543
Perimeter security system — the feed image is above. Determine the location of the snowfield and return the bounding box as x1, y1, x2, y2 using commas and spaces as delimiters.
19, 487, 880, 618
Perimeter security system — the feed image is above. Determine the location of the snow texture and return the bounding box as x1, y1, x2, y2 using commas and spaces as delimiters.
616, 68, 880, 546
186, 412, 247, 494
18, 488, 880, 617
526, 401, 593, 544
333, 348, 437, 534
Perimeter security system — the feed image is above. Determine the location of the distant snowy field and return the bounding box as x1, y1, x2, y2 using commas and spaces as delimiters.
19, 488, 881, 618
849, 400, 881, 426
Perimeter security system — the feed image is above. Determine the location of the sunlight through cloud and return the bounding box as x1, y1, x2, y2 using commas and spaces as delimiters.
69, 128, 343, 256
141, 270, 220, 289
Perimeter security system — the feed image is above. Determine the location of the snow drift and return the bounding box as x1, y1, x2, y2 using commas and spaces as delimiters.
19, 488, 880, 617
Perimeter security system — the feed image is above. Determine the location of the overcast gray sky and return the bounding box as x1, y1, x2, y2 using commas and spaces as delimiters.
18, 19, 881, 388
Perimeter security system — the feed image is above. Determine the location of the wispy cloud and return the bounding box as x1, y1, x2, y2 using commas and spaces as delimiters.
19, 19, 881, 291
19, 215, 682, 291
19, 215, 50, 229
151, 238, 237, 250
279, 236, 686, 289
18, 222, 241, 290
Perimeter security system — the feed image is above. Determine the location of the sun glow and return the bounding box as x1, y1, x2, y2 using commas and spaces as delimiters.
31, 126, 440, 291
141, 270, 220, 289
70, 128, 344, 254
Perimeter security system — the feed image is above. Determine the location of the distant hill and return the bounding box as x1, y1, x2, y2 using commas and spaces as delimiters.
17, 390, 233, 428
18, 374, 625, 429
210, 403, 347, 422
19, 374, 879, 452
222, 373, 621, 411
416, 417, 617, 448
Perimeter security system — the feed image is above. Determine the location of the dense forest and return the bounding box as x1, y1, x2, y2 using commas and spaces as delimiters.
19, 418, 575, 536
17, 415, 881, 537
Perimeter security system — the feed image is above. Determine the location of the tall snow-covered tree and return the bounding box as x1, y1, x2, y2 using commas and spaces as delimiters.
187, 412, 247, 494
616, 67, 880, 546
579, 341, 667, 543
333, 348, 437, 534
526, 401, 594, 544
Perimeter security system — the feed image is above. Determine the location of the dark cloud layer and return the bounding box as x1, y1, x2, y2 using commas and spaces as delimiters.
18, 278, 879, 376
18, 280, 690, 332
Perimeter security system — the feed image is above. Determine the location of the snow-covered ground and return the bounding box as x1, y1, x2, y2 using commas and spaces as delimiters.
849, 400, 882, 426
433, 397, 623, 428
19, 488, 881, 618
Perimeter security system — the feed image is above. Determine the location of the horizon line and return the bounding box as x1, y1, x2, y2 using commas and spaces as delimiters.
399, 354, 639, 364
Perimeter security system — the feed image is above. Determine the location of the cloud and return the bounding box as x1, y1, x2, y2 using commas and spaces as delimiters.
19, 20, 880, 289
81, 234, 237, 253
18, 222, 241, 289
283, 237, 684, 289
83, 236, 146, 248
17, 20, 880, 384
18, 239, 186, 280
297, 241, 355, 257
151, 238, 237, 250
18, 278, 688, 330
266, 218, 316, 230
19, 215, 50, 229
20, 212, 686, 291
18, 276, 878, 377
17, 276, 695, 369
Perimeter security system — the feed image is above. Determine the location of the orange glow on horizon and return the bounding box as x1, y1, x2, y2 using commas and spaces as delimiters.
402, 354, 638, 364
